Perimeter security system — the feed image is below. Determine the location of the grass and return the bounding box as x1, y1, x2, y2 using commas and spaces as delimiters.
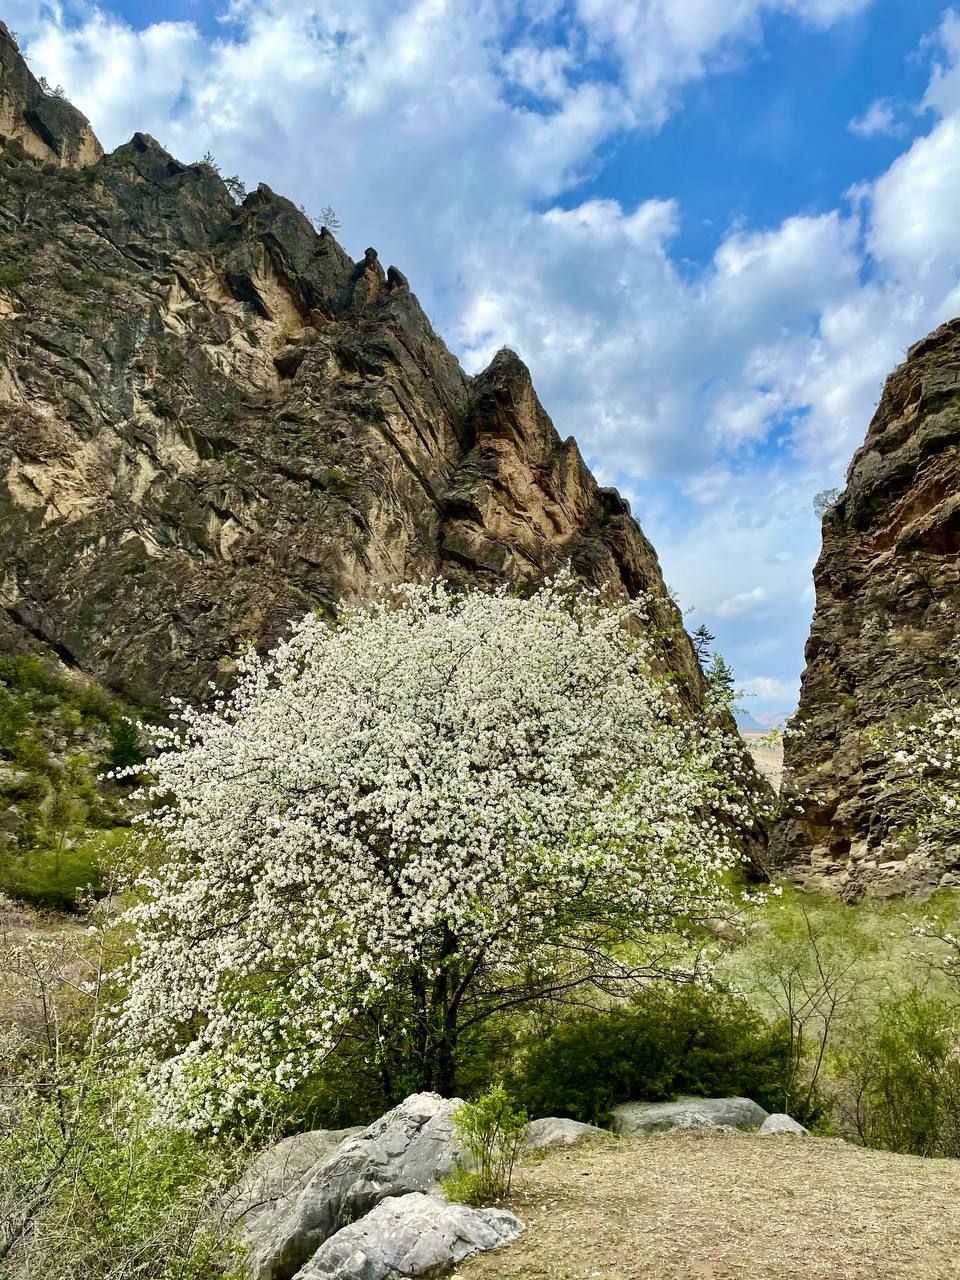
459, 1129, 960, 1279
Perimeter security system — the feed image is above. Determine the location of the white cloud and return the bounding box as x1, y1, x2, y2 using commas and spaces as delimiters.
867, 114, 960, 284
716, 587, 769, 618
848, 98, 905, 138
571, 0, 873, 125
740, 675, 799, 702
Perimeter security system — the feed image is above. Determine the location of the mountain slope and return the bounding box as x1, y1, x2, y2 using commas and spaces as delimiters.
0, 23, 707, 717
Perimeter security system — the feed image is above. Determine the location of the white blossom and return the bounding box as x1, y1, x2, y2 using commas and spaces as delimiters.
117, 570, 754, 1127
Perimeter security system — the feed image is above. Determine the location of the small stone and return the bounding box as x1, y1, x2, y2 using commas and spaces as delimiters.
758, 1113, 808, 1136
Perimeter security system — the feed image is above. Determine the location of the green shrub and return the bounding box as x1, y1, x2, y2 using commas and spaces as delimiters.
0, 829, 123, 910
509, 986, 796, 1126
108, 718, 143, 769
836, 991, 960, 1157
0, 261, 26, 291
444, 1086, 528, 1205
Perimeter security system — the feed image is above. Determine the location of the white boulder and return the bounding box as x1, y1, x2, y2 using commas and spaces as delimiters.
610, 1096, 769, 1135
236, 1093, 465, 1280
758, 1113, 808, 1136
523, 1117, 609, 1151
292, 1192, 523, 1280
223, 1127, 364, 1252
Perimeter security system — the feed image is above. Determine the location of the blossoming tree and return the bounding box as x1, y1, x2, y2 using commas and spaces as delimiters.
890, 704, 960, 977
120, 571, 756, 1126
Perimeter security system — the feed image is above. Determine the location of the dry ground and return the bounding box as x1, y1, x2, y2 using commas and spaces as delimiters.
740, 732, 783, 790
460, 1128, 960, 1280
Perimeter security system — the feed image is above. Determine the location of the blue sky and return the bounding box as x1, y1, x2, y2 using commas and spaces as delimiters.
12, 0, 960, 719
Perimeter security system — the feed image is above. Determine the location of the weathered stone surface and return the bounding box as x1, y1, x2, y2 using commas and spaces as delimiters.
777, 317, 960, 897
241, 1094, 465, 1280
610, 1096, 768, 1135
0, 37, 701, 715
758, 1113, 807, 1136
0, 25, 101, 168
224, 1128, 364, 1257
523, 1117, 609, 1151
292, 1192, 523, 1280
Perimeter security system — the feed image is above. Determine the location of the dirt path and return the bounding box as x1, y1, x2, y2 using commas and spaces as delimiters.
461, 1128, 960, 1280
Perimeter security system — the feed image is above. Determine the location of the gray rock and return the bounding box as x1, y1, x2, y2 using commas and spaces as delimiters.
610, 1096, 769, 1135
240, 1093, 465, 1280
523, 1117, 609, 1151
224, 1127, 364, 1247
293, 1192, 523, 1279
758, 1113, 808, 1136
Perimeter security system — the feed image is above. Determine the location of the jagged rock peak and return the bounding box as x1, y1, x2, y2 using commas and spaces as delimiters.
0, 24, 102, 168
0, 31, 701, 730
777, 315, 960, 897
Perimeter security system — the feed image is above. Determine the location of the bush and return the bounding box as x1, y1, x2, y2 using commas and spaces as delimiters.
444, 1086, 528, 1205
509, 986, 797, 1126
108, 718, 143, 769
0, 262, 26, 291
0, 916, 248, 1279
0, 829, 124, 911
835, 992, 960, 1158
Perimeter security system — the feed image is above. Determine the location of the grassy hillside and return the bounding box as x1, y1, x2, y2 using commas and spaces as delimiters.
0, 651, 143, 909
463, 1129, 960, 1280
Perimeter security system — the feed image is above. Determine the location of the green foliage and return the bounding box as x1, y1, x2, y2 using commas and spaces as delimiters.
1, 1080, 242, 1279
726, 890, 879, 1123
60, 267, 109, 295
320, 467, 355, 497
509, 986, 796, 1126
108, 718, 144, 769
706, 652, 736, 698
445, 1086, 528, 1205
0, 828, 129, 911
223, 173, 246, 201
0, 654, 145, 906
0, 920, 248, 1279
836, 992, 960, 1158
0, 261, 26, 291
692, 623, 715, 664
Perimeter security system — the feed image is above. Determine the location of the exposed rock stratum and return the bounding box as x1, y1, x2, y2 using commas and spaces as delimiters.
0, 22, 707, 714
778, 317, 960, 896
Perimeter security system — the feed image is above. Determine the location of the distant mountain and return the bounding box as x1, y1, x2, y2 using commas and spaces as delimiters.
735, 710, 767, 733
736, 709, 789, 733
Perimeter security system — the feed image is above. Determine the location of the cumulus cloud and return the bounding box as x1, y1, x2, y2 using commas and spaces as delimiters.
715, 587, 769, 619
739, 675, 799, 703
848, 98, 905, 138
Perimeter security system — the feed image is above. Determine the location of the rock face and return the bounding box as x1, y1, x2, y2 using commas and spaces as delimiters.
0, 27, 704, 716
610, 1096, 769, 1135
0, 25, 101, 169
293, 1193, 523, 1280
778, 318, 960, 897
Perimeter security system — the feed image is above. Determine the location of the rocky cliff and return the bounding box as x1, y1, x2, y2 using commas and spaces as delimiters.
0, 23, 709, 717
778, 317, 960, 897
